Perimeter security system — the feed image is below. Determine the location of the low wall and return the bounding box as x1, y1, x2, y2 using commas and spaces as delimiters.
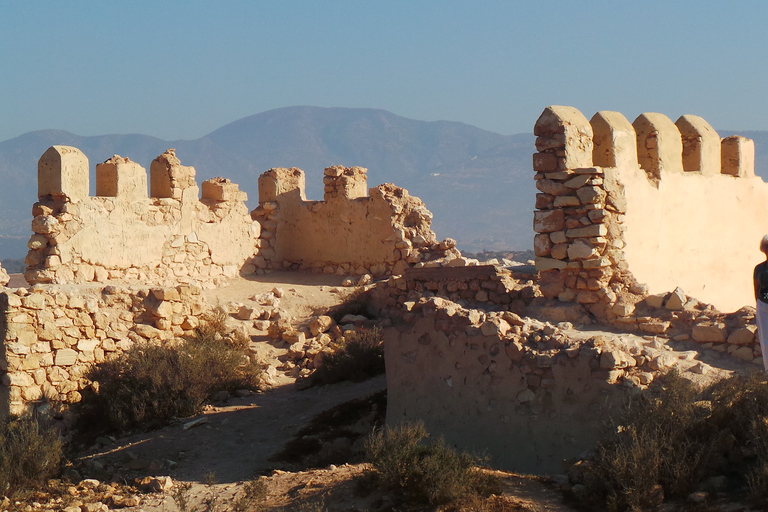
252, 166, 457, 276
0, 284, 209, 418
384, 298, 641, 473
26, 147, 260, 287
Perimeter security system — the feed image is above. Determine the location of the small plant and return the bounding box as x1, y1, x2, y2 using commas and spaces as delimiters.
78, 311, 261, 433
0, 415, 63, 499
233, 479, 268, 512
366, 421, 500, 507
576, 371, 768, 511
308, 328, 384, 387
172, 481, 193, 512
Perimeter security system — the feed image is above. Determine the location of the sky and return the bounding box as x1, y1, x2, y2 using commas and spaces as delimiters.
1, 1, 767, 142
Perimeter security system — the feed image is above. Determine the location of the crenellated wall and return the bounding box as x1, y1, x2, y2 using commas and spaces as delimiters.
250, 166, 459, 276
26, 147, 261, 288
533, 106, 763, 314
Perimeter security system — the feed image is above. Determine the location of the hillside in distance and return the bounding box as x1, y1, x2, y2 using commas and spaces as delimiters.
0, 107, 535, 259
0, 107, 766, 261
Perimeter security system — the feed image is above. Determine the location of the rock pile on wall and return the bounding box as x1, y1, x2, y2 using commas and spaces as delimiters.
251, 166, 458, 276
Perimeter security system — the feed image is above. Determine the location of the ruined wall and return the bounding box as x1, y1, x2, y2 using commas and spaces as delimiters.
251, 166, 458, 276
0, 283, 209, 418
382, 297, 674, 473
533, 106, 762, 314
26, 147, 260, 287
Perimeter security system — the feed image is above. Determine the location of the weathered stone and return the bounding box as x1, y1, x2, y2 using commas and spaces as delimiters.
54, 348, 78, 366
567, 239, 598, 260
565, 224, 607, 238
692, 324, 727, 343
533, 209, 565, 233
664, 288, 686, 310
727, 326, 756, 345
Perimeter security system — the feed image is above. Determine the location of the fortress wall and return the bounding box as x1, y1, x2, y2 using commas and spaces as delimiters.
533, 106, 762, 317
27, 147, 261, 287
0, 284, 209, 418
251, 166, 458, 276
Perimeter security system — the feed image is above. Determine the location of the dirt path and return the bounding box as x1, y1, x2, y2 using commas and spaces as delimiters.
69, 272, 577, 511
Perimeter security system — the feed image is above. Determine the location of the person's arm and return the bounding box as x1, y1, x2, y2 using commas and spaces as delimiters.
756, 263, 764, 301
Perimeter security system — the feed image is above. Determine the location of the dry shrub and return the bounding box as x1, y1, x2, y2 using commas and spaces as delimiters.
308, 328, 384, 387
79, 313, 261, 433
366, 421, 500, 507
323, 286, 372, 324
578, 371, 768, 511
0, 415, 63, 499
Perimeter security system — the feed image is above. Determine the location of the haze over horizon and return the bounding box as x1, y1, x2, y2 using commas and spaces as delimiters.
2, 1, 767, 143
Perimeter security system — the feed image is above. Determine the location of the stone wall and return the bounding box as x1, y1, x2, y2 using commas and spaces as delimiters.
26, 147, 260, 288
251, 166, 458, 276
0, 283, 209, 418
370, 265, 538, 320
382, 297, 673, 473
533, 106, 763, 314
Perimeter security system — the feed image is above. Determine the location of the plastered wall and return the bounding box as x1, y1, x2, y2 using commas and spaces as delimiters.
26, 147, 261, 287
252, 166, 458, 276
533, 106, 761, 314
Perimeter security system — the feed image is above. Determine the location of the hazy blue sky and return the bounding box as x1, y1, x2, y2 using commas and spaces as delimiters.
1, 1, 766, 142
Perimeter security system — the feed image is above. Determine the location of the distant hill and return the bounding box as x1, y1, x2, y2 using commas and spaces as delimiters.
0, 107, 765, 260
0, 107, 536, 258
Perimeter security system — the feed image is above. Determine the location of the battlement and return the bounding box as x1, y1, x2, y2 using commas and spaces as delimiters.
28, 146, 259, 286
534, 106, 755, 182
252, 166, 457, 275
533, 105, 765, 316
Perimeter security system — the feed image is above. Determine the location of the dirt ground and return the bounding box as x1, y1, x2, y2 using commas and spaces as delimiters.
56, 271, 576, 511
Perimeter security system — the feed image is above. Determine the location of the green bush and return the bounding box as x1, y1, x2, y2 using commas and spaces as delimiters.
366, 421, 499, 506
309, 328, 384, 387
79, 314, 261, 432
578, 371, 768, 511
0, 415, 63, 499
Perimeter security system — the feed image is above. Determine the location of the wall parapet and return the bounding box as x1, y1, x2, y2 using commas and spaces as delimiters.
251, 166, 458, 276
26, 147, 260, 288
533, 105, 762, 318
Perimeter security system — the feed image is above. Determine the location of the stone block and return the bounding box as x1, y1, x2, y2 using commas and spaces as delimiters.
664, 287, 686, 310
727, 326, 757, 345
54, 348, 78, 366
202, 177, 245, 202
532, 153, 558, 172
38, 146, 89, 200
535, 257, 567, 271
568, 239, 598, 260
566, 224, 607, 238
533, 210, 565, 233
692, 324, 727, 343
96, 156, 148, 202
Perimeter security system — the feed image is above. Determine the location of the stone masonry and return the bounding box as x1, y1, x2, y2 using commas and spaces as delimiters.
26, 147, 260, 288
251, 166, 458, 276
532, 106, 761, 315
0, 283, 209, 417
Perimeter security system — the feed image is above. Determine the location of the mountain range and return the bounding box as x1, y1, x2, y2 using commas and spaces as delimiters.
0, 106, 765, 260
